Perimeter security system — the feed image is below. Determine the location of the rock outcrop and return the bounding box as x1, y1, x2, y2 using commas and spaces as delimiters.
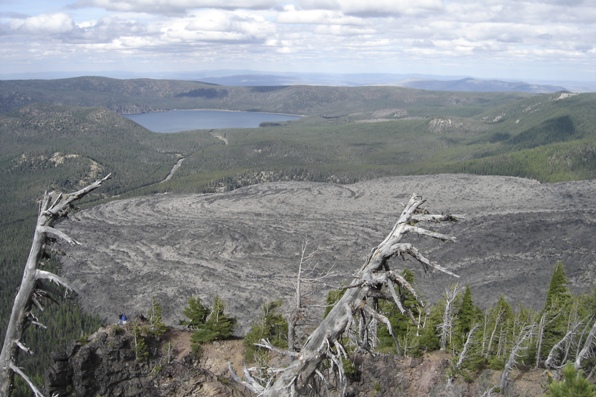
45, 324, 550, 397
45, 325, 249, 397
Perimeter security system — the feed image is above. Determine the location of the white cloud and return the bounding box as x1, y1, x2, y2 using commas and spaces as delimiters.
277, 5, 364, 25
298, 0, 444, 16
73, 0, 280, 14
411, 39, 436, 48
65, 17, 152, 43
1, 0, 596, 81
167, 10, 275, 42
9, 13, 74, 34
313, 24, 375, 36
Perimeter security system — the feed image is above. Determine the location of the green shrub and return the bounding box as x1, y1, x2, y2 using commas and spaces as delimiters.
132, 323, 149, 362
546, 363, 596, 397
181, 295, 237, 354
147, 297, 167, 337
180, 296, 209, 329
244, 300, 288, 362
342, 357, 358, 380
324, 288, 344, 318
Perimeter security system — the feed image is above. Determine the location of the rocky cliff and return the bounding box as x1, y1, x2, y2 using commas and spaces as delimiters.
45, 324, 550, 397
45, 325, 249, 397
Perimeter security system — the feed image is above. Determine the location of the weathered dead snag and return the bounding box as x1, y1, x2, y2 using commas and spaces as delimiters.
545, 316, 591, 370
287, 240, 337, 353
439, 284, 459, 351
233, 194, 459, 396
499, 324, 535, 392
0, 175, 110, 397
574, 317, 596, 371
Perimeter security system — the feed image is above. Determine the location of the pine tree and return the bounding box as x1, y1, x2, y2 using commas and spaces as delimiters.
378, 269, 422, 352
206, 296, 237, 339
132, 323, 149, 362
545, 262, 572, 309
324, 288, 344, 318
483, 295, 513, 369
418, 300, 444, 353
537, 262, 573, 367
190, 295, 237, 345
180, 296, 209, 329
147, 297, 167, 337
244, 300, 288, 362
546, 362, 596, 397
451, 285, 484, 372
455, 285, 480, 348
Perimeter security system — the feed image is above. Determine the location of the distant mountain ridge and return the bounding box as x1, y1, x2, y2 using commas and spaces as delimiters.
194, 73, 568, 93
0, 71, 577, 93
400, 77, 567, 93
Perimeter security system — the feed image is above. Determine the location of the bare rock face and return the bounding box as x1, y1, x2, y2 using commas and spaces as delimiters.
45, 327, 249, 397
46, 328, 157, 397
57, 174, 596, 330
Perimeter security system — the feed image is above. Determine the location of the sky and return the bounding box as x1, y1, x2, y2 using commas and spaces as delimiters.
0, 0, 595, 83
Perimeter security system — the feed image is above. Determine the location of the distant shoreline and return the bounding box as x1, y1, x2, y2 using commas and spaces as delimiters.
129, 108, 305, 118
123, 108, 302, 133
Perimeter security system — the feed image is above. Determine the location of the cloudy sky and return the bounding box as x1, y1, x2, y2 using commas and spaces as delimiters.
1, 0, 595, 82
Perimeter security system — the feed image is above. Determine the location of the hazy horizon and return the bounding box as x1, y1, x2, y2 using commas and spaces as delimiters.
1, 0, 595, 86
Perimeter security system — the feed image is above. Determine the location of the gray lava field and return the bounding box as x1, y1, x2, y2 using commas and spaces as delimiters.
57, 174, 596, 329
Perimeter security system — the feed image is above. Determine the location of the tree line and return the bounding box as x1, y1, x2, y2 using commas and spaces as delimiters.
236, 262, 595, 396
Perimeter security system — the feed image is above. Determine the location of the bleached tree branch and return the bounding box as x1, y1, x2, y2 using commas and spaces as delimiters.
575, 318, 596, 371
0, 174, 110, 397
500, 324, 535, 392
545, 316, 590, 369
9, 363, 45, 397
238, 194, 459, 397
38, 226, 81, 245
15, 341, 33, 356
41, 174, 111, 217
255, 339, 301, 358
456, 324, 480, 370
36, 270, 75, 293
392, 243, 459, 278
404, 225, 456, 242
287, 240, 336, 352
439, 284, 459, 351
227, 363, 264, 394
361, 304, 399, 350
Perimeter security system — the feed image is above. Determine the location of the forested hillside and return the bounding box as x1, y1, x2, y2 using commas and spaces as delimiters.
0, 76, 531, 116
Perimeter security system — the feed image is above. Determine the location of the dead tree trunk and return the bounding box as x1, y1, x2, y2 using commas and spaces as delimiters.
287, 241, 334, 353
455, 324, 479, 370
241, 194, 459, 396
499, 324, 534, 392
575, 318, 596, 371
534, 311, 547, 368
486, 307, 505, 359
545, 316, 589, 370
439, 284, 459, 351
0, 175, 110, 397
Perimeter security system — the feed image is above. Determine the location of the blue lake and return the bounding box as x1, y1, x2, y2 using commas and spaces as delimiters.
124, 109, 301, 133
